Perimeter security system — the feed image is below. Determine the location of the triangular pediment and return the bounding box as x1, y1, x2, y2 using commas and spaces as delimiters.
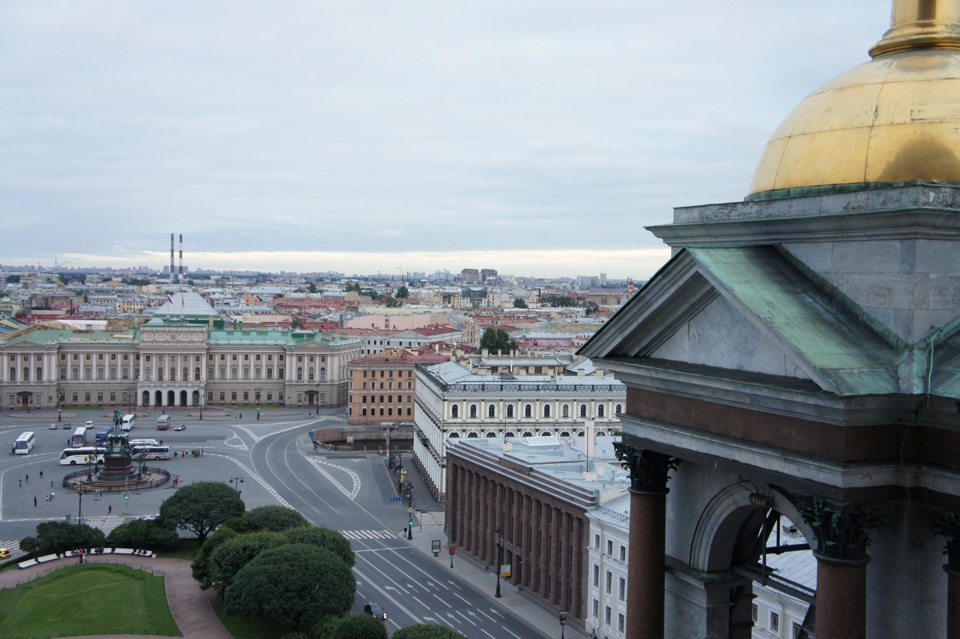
581, 247, 899, 396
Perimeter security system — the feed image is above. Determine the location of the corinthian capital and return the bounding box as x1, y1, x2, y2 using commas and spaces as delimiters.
613, 443, 679, 495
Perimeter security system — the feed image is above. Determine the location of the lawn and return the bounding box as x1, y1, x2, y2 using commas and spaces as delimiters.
0, 563, 180, 638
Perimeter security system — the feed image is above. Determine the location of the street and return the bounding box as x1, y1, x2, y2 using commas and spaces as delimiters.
0, 408, 552, 639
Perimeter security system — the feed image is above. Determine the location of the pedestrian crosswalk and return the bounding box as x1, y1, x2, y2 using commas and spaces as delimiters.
0, 539, 22, 554
340, 529, 400, 541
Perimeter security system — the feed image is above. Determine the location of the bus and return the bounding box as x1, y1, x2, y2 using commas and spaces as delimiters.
14, 432, 35, 455
131, 444, 171, 460
129, 438, 160, 447
95, 427, 114, 446
157, 415, 171, 430
70, 426, 88, 448
59, 446, 106, 466
121, 414, 136, 431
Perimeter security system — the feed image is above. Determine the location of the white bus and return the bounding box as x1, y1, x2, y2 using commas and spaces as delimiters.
14, 432, 35, 455
59, 446, 106, 466
121, 414, 136, 431
70, 426, 88, 448
129, 438, 160, 447
132, 444, 171, 460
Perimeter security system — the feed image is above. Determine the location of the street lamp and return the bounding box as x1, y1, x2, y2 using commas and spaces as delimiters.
76, 486, 86, 525
199, 393, 204, 421
495, 528, 504, 598
255, 388, 261, 420
315, 381, 321, 415
407, 486, 414, 540
559, 609, 568, 639
228, 476, 244, 495
58, 396, 62, 422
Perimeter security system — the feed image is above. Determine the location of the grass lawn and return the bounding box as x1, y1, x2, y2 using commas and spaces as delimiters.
0, 563, 180, 638
212, 600, 285, 639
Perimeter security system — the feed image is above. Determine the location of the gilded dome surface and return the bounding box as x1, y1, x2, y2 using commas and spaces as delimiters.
749, 1, 960, 195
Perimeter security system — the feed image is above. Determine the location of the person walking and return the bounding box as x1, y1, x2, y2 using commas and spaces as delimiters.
108, 504, 112, 515
39, 470, 43, 479
34, 496, 37, 507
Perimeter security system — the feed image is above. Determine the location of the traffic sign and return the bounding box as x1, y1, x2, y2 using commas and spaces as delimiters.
391, 496, 402, 502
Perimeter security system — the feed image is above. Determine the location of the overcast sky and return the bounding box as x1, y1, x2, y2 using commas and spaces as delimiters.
1, 1, 889, 279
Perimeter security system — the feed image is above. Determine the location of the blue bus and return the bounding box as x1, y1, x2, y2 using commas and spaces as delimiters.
95, 427, 114, 446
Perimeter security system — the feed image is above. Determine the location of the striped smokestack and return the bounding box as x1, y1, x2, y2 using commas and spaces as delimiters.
170, 233, 175, 280
179, 233, 184, 278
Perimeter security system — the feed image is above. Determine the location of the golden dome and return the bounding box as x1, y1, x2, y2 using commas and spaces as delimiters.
749, 0, 960, 196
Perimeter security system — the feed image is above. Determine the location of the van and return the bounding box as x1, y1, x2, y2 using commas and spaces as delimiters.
121, 414, 136, 431
157, 415, 171, 430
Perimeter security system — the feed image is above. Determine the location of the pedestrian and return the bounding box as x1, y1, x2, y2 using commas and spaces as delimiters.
50, 479, 54, 488
18, 479, 21, 488
39, 470, 43, 479
108, 504, 112, 515
50, 491, 55, 501
34, 496, 37, 507
25, 474, 28, 483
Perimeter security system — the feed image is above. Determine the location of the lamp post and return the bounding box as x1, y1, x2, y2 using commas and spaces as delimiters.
559, 609, 568, 639
199, 393, 203, 421
76, 487, 85, 525
255, 388, 261, 420
58, 397, 62, 422
228, 476, 244, 494
315, 381, 321, 415
407, 486, 414, 540
495, 528, 504, 598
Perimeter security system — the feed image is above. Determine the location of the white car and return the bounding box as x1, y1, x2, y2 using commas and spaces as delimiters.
49, 423, 58, 430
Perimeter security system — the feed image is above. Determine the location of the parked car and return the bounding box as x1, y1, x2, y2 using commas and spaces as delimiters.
364, 603, 387, 621
174, 424, 187, 431
49, 423, 58, 430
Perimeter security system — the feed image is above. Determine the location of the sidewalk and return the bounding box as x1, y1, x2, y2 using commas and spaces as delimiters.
409, 510, 588, 639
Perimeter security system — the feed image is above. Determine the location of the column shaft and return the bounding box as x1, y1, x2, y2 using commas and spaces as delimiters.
815, 557, 867, 639
628, 490, 666, 639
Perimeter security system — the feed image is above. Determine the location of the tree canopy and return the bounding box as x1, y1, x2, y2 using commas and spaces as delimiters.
209, 531, 285, 597
396, 285, 409, 299
106, 519, 180, 552
393, 625, 467, 639
225, 544, 355, 629
324, 613, 388, 639
512, 297, 527, 308
158, 481, 245, 543
282, 525, 355, 568
192, 525, 241, 587
540, 294, 578, 307
479, 328, 518, 354
242, 506, 309, 533
20, 521, 105, 557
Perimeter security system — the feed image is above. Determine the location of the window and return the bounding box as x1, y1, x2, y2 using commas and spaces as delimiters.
751, 604, 758, 624
594, 534, 600, 549
619, 545, 626, 561
562, 404, 570, 418
592, 599, 599, 618
580, 404, 587, 418
593, 564, 599, 587
618, 613, 625, 633
488, 405, 496, 418
604, 606, 611, 625
451, 405, 459, 418
792, 623, 803, 639
605, 570, 612, 594
598, 404, 605, 418
543, 404, 550, 418
769, 612, 780, 633
524, 404, 532, 418
618, 576, 625, 601
506, 405, 514, 418
606, 540, 613, 555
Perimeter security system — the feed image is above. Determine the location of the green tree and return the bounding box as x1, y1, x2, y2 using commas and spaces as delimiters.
512, 297, 527, 308
396, 285, 409, 299
243, 506, 309, 533
540, 294, 578, 307
192, 525, 241, 587
326, 614, 388, 639
226, 544, 355, 629
5, 275, 20, 284
158, 481, 245, 544
20, 521, 106, 557
209, 531, 285, 597
479, 328, 518, 354
384, 296, 402, 308
308, 282, 318, 293
282, 526, 355, 568
393, 625, 467, 639
106, 519, 180, 552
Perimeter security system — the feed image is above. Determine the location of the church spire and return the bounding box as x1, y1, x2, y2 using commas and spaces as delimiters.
870, 0, 960, 57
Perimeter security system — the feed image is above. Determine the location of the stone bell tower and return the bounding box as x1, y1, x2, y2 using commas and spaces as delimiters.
580, 2, 960, 638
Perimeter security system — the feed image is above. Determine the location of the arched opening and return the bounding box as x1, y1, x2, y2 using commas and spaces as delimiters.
521, 431, 534, 438
562, 404, 570, 418
488, 405, 496, 418
451, 405, 459, 418
689, 482, 817, 639
142, 390, 151, 406
506, 405, 514, 418
154, 390, 163, 406
524, 404, 532, 418
180, 390, 188, 406
543, 405, 551, 418
167, 390, 175, 406
469, 404, 478, 418
467, 432, 479, 438
192, 390, 201, 406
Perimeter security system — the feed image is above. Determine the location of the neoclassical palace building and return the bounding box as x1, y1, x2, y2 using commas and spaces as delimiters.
0, 293, 362, 410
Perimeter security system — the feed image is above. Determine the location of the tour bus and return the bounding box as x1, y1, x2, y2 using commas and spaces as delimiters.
121, 414, 136, 431
95, 427, 114, 446
59, 446, 106, 465
156, 415, 171, 430
70, 426, 88, 448
129, 438, 160, 447
131, 444, 171, 460
14, 431, 35, 455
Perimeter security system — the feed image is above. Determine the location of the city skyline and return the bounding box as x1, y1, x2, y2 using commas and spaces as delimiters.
2, 1, 887, 278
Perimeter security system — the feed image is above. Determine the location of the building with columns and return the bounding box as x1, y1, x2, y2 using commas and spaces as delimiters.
0, 292, 362, 410
413, 353, 625, 499
580, 4, 960, 638
445, 434, 629, 626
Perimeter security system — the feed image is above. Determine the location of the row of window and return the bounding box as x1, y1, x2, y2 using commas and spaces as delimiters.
451, 403, 621, 419
751, 604, 804, 638
592, 564, 627, 600
594, 534, 628, 562
361, 369, 413, 378
591, 598, 626, 635
356, 396, 413, 404
358, 407, 413, 417
360, 381, 413, 390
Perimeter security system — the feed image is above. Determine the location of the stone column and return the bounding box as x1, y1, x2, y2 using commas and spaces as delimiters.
522, 495, 533, 589
614, 444, 679, 639
932, 509, 960, 639
572, 516, 584, 618
538, 500, 549, 596
797, 498, 887, 639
